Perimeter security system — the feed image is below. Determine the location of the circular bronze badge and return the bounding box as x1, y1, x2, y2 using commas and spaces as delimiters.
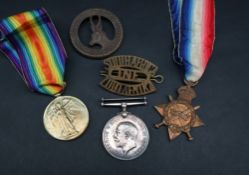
70, 8, 123, 59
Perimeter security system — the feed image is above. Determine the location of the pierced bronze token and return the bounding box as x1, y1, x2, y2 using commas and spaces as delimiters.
100, 55, 164, 96
154, 85, 204, 141
70, 8, 123, 58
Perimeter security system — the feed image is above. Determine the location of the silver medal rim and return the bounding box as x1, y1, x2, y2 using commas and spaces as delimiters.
102, 114, 150, 160
43, 96, 89, 141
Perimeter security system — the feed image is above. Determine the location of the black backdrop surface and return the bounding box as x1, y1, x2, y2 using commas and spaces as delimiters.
0, 0, 248, 175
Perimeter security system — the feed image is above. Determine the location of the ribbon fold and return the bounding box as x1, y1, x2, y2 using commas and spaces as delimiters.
169, 0, 215, 82
0, 8, 67, 96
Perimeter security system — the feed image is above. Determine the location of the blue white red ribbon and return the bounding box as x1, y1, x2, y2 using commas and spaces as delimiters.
169, 0, 215, 82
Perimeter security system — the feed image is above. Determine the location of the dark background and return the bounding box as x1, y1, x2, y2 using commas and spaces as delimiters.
0, 0, 248, 175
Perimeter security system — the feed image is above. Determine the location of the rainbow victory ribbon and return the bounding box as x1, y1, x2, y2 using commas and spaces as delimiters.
0, 8, 67, 96
169, 0, 215, 82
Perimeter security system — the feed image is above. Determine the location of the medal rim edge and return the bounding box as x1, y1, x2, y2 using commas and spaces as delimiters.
102, 114, 150, 160
43, 95, 90, 141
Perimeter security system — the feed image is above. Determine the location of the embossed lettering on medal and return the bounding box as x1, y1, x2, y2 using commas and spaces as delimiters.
100, 55, 164, 96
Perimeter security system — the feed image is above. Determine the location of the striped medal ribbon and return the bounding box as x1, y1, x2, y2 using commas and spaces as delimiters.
154, 0, 215, 141
169, 0, 215, 83
0, 8, 90, 141
0, 8, 67, 96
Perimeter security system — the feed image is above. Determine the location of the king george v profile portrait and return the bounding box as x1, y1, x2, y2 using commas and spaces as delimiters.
113, 122, 139, 155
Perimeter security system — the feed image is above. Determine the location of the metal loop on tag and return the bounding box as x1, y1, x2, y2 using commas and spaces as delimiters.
184, 79, 198, 87
100, 70, 107, 76
151, 75, 164, 84
100, 55, 163, 96
0, 30, 4, 41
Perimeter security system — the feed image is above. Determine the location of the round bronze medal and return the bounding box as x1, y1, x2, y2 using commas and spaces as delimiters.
70, 8, 123, 58
164, 101, 196, 133
43, 96, 89, 141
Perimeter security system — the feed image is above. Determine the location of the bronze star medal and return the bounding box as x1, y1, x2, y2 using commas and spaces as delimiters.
154, 84, 204, 141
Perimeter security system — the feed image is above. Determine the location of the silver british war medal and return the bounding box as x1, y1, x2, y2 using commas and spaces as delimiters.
101, 97, 149, 160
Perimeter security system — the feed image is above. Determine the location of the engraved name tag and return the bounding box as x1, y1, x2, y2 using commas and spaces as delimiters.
100, 55, 164, 96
